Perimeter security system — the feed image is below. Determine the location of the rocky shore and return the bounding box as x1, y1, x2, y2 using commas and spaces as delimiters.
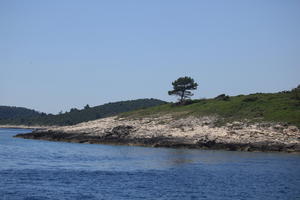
14, 115, 300, 152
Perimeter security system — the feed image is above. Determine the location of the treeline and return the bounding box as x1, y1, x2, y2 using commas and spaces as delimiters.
0, 106, 43, 119
0, 99, 166, 126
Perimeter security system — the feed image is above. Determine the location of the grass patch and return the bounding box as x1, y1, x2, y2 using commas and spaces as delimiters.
119, 92, 300, 127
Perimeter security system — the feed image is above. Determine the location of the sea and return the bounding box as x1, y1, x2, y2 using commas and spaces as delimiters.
0, 128, 300, 200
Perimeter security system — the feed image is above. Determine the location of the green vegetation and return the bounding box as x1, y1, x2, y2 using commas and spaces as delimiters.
120, 90, 300, 127
0, 99, 166, 126
2, 87, 299, 127
291, 85, 300, 100
0, 106, 43, 120
168, 76, 198, 103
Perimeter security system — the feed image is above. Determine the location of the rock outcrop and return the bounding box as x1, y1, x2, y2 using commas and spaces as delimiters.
14, 115, 300, 152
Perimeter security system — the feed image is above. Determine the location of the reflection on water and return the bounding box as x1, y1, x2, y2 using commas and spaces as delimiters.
167, 150, 194, 165
1, 128, 300, 200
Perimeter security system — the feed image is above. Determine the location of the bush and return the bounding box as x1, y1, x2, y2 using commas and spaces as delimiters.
291, 85, 300, 100
215, 94, 230, 101
243, 96, 259, 102
172, 99, 194, 106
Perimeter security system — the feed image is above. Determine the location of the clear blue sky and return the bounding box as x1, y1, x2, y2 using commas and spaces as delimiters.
1, 0, 299, 114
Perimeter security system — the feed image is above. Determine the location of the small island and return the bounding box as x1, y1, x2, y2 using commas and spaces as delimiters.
12, 78, 300, 153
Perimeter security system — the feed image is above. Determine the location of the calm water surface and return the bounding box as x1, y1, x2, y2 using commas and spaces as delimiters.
0, 128, 300, 200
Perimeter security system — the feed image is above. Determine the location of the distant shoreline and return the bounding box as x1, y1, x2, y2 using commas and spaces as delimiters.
0, 125, 50, 130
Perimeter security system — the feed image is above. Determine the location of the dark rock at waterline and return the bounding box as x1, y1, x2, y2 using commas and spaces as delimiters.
14, 128, 300, 153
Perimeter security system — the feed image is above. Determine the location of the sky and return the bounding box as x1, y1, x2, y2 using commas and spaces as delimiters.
0, 0, 299, 114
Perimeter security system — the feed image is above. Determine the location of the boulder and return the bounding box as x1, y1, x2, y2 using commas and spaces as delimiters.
105, 125, 134, 138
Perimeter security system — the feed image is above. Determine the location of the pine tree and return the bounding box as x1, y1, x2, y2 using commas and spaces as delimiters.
168, 76, 198, 103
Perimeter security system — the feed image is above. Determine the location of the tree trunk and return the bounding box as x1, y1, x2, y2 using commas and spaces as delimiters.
180, 90, 185, 103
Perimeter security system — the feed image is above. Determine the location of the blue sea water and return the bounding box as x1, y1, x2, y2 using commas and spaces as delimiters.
0, 128, 300, 200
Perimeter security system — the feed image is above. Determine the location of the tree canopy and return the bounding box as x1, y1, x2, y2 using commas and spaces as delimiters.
168, 76, 198, 103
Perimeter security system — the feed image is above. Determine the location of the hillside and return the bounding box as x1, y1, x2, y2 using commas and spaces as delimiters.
0, 99, 166, 126
120, 91, 300, 127
0, 106, 43, 119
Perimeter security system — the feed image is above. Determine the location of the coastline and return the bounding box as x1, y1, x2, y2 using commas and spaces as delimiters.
13, 115, 300, 153
0, 125, 51, 130
14, 130, 300, 152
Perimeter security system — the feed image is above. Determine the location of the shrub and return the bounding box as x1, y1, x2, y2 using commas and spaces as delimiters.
291, 85, 300, 100
243, 96, 259, 102
172, 99, 194, 106
215, 94, 230, 101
